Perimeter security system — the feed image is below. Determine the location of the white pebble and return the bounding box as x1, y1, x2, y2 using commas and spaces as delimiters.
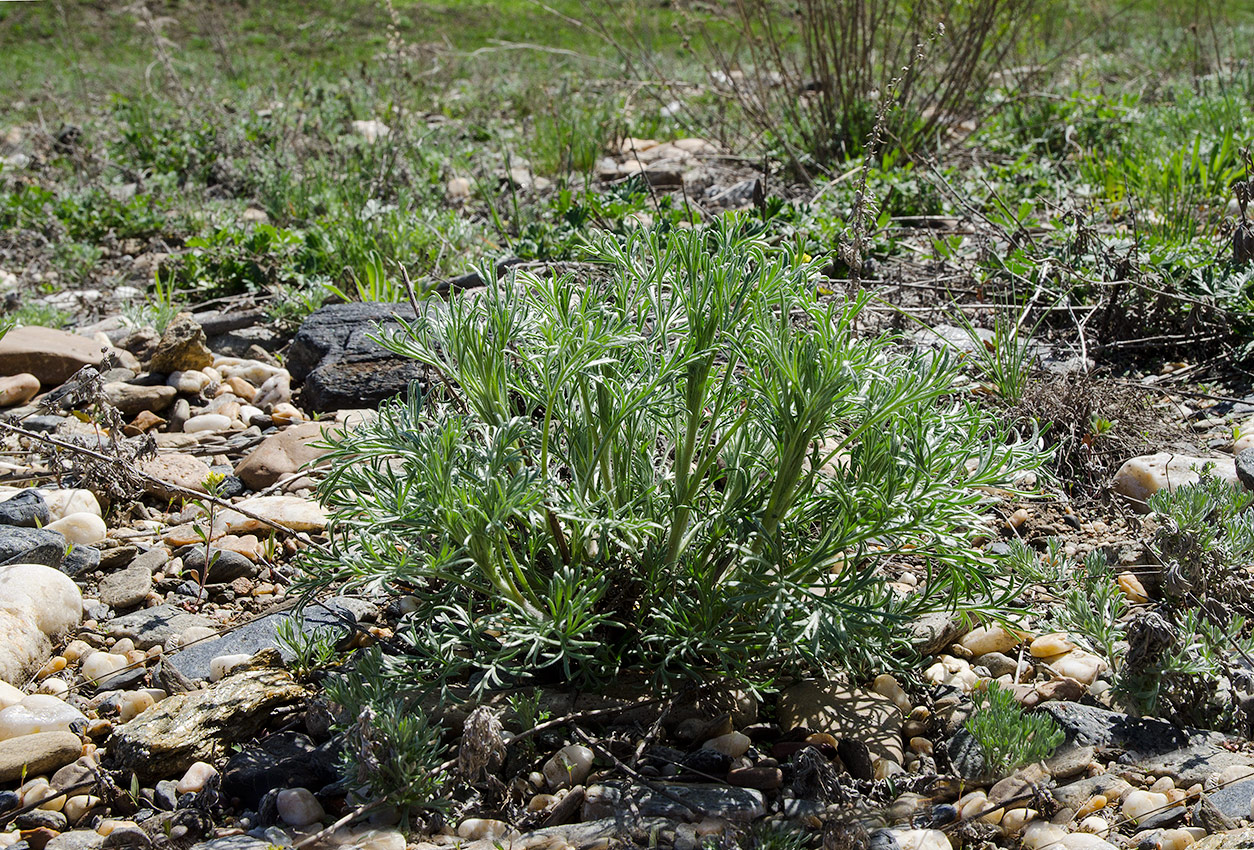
184, 413, 232, 433
1022, 821, 1068, 849
457, 819, 511, 841
118, 691, 155, 723
277, 787, 324, 827
1061, 835, 1119, 849
1077, 816, 1110, 837
0, 694, 87, 740
209, 653, 252, 682
0, 681, 24, 709
961, 625, 1025, 656
36, 677, 70, 697
1122, 789, 1170, 824
543, 743, 595, 789
168, 371, 211, 394
238, 405, 263, 423
81, 651, 129, 684
1049, 649, 1106, 685
46, 512, 108, 545
63, 794, 102, 823
887, 829, 952, 850
38, 489, 101, 520
20, 777, 63, 810
177, 761, 218, 794
702, 731, 750, 758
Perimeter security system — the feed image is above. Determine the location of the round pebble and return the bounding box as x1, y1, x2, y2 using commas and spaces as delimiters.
702, 731, 750, 758
542, 744, 594, 790
276, 787, 324, 827
183, 413, 232, 433
176, 761, 218, 794
45, 512, 107, 545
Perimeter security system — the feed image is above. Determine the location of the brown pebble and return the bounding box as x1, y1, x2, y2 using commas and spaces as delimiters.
727, 766, 783, 790
21, 828, 59, 850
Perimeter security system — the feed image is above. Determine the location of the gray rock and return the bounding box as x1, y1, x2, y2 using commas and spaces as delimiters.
1202, 778, 1254, 822
13, 809, 68, 831
0, 731, 83, 783
0, 525, 68, 568
44, 831, 103, 850
106, 668, 307, 782
106, 604, 214, 649
103, 382, 176, 416
1237, 447, 1254, 492
1052, 774, 1134, 811
98, 560, 154, 610
1043, 744, 1094, 781
906, 612, 963, 657
582, 782, 764, 822
168, 598, 362, 681
974, 651, 1020, 678
63, 544, 101, 577
100, 826, 150, 850
287, 302, 430, 411
174, 546, 258, 584
1040, 701, 1254, 786
0, 490, 51, 528
221, 731, 338, 808
942, 728, 992, 782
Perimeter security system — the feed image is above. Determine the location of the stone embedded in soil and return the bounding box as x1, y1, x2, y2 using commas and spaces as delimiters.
97, 560, 154, 611
287, 302, 435, 411
234, 421, 332, 490
0, 326, 107, 385
106, 604, 214, 650
174, 546, 258, 584
148, 315, 213, 375
102, 382, 176, 417
0, 489, 52, 528
136, 453, 213, 500
0, 731, 83, 782
0, 373, 40, 407
0, 525, 72, 569
215, 495, 328, 534
106, 667, 306, 782
543, 744, 595, 790
777, 680, 903, 764
1112, 452, 1240, 511
1042, 701, 1254, 788
167, 598, 361, 681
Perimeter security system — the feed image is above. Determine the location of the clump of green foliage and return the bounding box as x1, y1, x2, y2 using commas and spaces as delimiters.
301, 222, 1045, 701
966, 680, 1064, 776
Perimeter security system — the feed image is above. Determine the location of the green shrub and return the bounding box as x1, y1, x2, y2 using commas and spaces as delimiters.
966, 680, 1064, 776
300, 222, 1046, 694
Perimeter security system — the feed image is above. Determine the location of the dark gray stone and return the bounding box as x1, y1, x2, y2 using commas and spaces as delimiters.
221, 732, 339, 808
106, 604, 214, 650
287, 302, 427, 412
1041, 701, 1254, 787
14, 809, 68, 831
1237, 447, 1254, 492
0, 525, 67, 568
62, 544, 101, 577
167, 598, 361, 681
174, 546, 258, 583
154, 780, 179, 811
0, 490, 51, 528
942, 727, 993, 782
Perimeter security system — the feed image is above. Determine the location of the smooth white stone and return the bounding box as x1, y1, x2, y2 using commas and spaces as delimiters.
0, 693, 87, 740
961, 625, 1027, 656
38, 489, 101, 521
184, 413, 233, 433
177, 761, 219, 794
118, 691, 155, 723
888, 829, 952, 850
1061, 835, 1118, 849
276, 787, 325, 827
1112, 452, 1239, 511
46, 512, 107, 546
0, 680, 24, 709
1048, 649, 1106, 685
456, 819, 511, 841
543, 744, 595, 789
168, 371, 211, 394
1122, 789, 1170, 824
81, 652, 129, 685
214, 358, 286, 386
36, 678, 69, 698
209, 653, 252, 682
1022, 821, 1068, 849
238, 405, 263, 423
0, 563, 83, 635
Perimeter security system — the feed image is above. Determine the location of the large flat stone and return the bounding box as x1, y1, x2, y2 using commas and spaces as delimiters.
106, 604, 214, 649
168, 598, 362, 681
106, 668, 306, 782
0, 731, 83, 782
0, 326, 106, 385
